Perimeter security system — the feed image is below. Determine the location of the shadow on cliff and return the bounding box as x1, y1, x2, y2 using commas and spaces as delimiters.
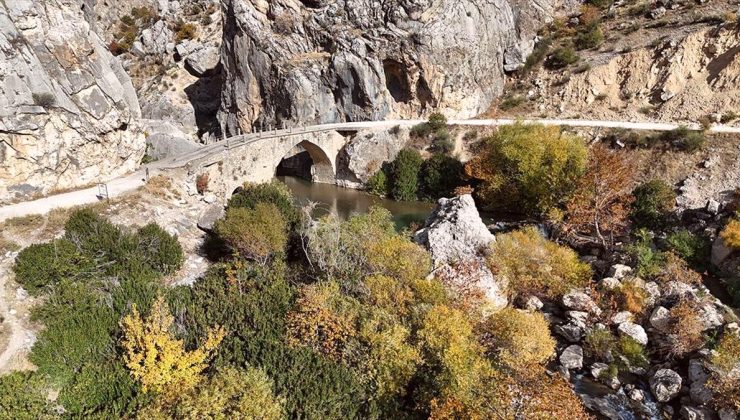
184, 66, 224, 140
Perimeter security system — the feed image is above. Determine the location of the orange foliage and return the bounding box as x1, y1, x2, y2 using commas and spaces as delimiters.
564, 143, 636, 246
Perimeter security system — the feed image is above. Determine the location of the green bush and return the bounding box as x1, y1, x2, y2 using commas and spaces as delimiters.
431, 130, 454, 154
136, 223, 184, 275
227, 181, 299, 225
367, 169, 390, 197
57, 361, 144, 418
575, 25, 604, 50
630, 180, 675, 229
390, 149, 423, 201
585, 0, 611, 8
626, 229, 665, 279
215, 203, 288, 262
659, 126, 706, 152
523, 38, 552, 73
427, 113, 447, 131
666, 229, 709, 268
548, 46, 579, 69
0, 372, 55, 420
584, 328, 617, 360
499, 95, 526, 111
32, 93, 56, 108
420, 153, 465, 200
13, 239, 93, 295
175, 261, 372, 418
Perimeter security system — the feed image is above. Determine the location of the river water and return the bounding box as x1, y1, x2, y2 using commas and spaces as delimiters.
276, 176, 435, 229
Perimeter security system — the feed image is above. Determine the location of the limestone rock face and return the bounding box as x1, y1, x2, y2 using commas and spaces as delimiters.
414, 195, 507, 314
0, 0, 145, 203
218, 0, 564, 134
336, 127, 410, 188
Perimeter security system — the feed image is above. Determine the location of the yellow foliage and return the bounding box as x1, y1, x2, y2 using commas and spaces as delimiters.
488, 226, 592, 300
481, 308, 555, 372
707, 332, 740, 410
120, 295, 225, 396
285, 281, 357, 359
721, 219, 740, 250
366, 235, 431, 283
616, 279, 649, 314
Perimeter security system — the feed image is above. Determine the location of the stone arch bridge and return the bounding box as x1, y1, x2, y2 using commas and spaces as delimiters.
154, 121, 411, 199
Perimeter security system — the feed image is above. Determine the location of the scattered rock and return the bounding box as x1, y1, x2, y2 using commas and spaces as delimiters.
560, 345, 584, 370
650, 369, 682, 402
706, 199, 720, 215
600, 277, 621, 290
197, 203, 225, 232
649, 306, 672, 332
618, 322, 648, 346
524, 295, 544, 311
681, 406, 713, 420
608, 264, 633, 279
555, 323, 584, 343
611, 311, 633, 325
562, 291, 602, 315
718, 408, 738, 420
650, 6, 667, 19
185, 45, 221, 76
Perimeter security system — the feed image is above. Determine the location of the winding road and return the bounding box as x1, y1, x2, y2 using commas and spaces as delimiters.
1, 117, 739, 222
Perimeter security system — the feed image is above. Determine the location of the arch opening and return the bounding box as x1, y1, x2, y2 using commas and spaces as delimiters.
275, 140, 335, 184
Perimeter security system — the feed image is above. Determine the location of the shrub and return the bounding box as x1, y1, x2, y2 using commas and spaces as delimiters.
465, 123, 588, 215
215, 203, 288, 263
228, 181, 299, 225
136, 223, 184, 275
661, 299, 705, 358
427, 112, 447, 131
367, 169, 390, 196
721, 219, 740, 250
657, 252, 702, 286
522, 37, 551, 73
13, 239, 93, 295
630, 180, 675, 229
0, 372, 55, 419
548, 46, 579, 69
707, 332, 740, 410
175, 21, 197, 41
410, 122, 433, 138
617, 336, 649, 368
390, 149, 423, 201
626, 229, 665, 279
32, 92, 56, 108
432, 129, 453, 154
585, 0, 611, 8
196, 173, 209, 194
659, 126, 706, 152
499, 95, 526, 111
720, 111, 738, 124
488, 226, 592, 300
575, 25, 604, 50
481, 308, 555, 372
584, 328, 618, 360
420, 153, 465, 200
616, 279, 649, 314
665, 229, 709, 268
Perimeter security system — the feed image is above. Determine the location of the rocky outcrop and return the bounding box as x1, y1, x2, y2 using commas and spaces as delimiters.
336, 127, 410, 188
529, 27, 740, 124
414, 194, 507, 314
0, 0, 145, 203
217, 0, 567, 134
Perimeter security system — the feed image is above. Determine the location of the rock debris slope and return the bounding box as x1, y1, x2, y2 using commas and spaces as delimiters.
218, 0, 567, 134
0, 0, 145, 203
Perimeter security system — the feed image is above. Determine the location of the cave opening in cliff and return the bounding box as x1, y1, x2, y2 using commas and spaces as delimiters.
383, 59, 412, 103
275, 140, 335, 183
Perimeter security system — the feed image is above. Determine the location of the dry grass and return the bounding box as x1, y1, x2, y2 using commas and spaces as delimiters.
143, 175, 176, 199
0, 237, 21, 254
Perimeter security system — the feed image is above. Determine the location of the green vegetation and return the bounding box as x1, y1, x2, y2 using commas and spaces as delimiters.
665, 229, 709, 269
0, 372, 55, 419
228, 181, 299, 225
419, 153, 465, 200
109, 7, 156, 55
548, 46, 579, 69
499, 95, 526, 111
630, 180, 675, 229
390, 149, 423, 201
465, 123, 588, 215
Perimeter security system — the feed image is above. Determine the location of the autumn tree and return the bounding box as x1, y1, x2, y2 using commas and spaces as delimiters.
721, 219, 740, 250
564, 143, 636, 246
465, 123, 587, 216
120, 295, 225, 398
138, 366, 285, 420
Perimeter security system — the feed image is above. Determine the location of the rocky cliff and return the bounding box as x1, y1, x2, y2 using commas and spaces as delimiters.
218, 0, 569, 134
0, 0, 145, 203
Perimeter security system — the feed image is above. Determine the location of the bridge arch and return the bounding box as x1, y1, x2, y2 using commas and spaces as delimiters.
212, 130, 348, 200
275, 139, 335, 184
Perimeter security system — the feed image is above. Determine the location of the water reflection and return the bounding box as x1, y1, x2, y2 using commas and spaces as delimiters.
276, 176, 434, 230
